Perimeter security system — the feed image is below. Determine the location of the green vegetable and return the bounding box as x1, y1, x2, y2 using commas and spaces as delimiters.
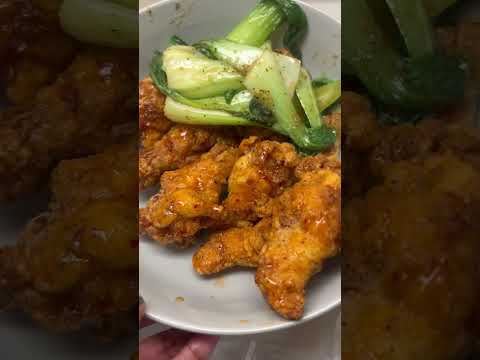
244, 50, 334, 151
364, 0, 458, 54
296, 69, 322, 128
163, 45, 244, 99
197, 39, 301, 96
261, 41, 273, 51
424, 0, 458, 17
151, 52, 274, 124
226, 0, 284, 46
226, 0, 307, 58
164, 97, 257, 127
198, 40, 264, 74
224, 89, 242, 104
170, 35, 188, 46
272, 0, 308, 59
153, 49, 335, 150
343, 0, 466, 111
385, 0, 434, 57
312, 78, 334, 87
151, 53, 251, 114
60, 0, 138, 48
249, 98, 275, 126
108, 0, 138, 9
150, 1, 335, 152
277, 52, 302, 98
314, 80, 341, 113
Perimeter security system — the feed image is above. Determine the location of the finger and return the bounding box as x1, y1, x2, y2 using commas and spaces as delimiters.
175, 334, 220, 360
141, 317, 156, 328
139, 330, 192, 360
139, 302, 145, 323
139, 303, 156, 328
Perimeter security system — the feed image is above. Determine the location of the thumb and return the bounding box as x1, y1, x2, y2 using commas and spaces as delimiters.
139, 297, 155, 328
175, 334, 219, 360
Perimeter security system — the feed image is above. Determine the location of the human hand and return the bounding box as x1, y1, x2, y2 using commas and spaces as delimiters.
139, 301, 219, 360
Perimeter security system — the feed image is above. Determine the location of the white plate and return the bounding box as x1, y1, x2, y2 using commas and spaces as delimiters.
139, 0, 341, 335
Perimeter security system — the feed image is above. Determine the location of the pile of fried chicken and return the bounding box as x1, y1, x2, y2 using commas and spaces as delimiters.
138, 77, 341, 320
342, 22, 480, 360
0, 0, 138, 338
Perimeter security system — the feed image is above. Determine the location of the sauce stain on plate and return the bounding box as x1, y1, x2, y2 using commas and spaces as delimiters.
239, 320, 249, 324
175, 296, 185, 303
213, 277, 225, 288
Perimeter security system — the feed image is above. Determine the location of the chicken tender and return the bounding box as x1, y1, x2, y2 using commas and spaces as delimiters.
256, 165, 341, 320
223, 137, 300, 223
140, 144, 239, 248
343, 91, 480, 358
49, 141, 138, 212
346, 152, 480, 312
139, 77, 171, 149
0, 50, 137, 201
192, 153, 339, 276
1, 0, 77, 103
343, 292, 468, 360
192, 220, 270, 275
139, 125, 231, 189
0, 141, 138, 337
342, 91, 381, 151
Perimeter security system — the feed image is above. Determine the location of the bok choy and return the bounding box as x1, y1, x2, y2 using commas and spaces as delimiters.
151, 0, 338, 152
60, 0, 138, 48
162, 46, 244, 99
343, 0, 466, 111
244, 50, 335, 151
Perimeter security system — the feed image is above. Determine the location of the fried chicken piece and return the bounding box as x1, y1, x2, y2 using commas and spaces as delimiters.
222, 137, 300, 223
256, 163, 341, 320
343, 153, 480, 359
0, 141, 138, 337
294, 152, 340, 176
342, 291, 470, 360
369, 120, 480, 178
139, 77, 172, 149
140, 144, 239, 248
49, 140, 138, 213
1, 0, 77, 103
0, 49, 137, 200
192, 219, 270, 275
438, 23, 480, 84
342, 92, 381, 151
369, 123, 435, 177
193, 155, 341, 303
139, 126, 232, 189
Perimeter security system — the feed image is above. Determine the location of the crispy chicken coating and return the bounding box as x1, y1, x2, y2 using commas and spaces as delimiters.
0, 50, 137, 201
193, 154, 341, 319
0, 141, 138, 337
343, 292, 469, 360
222, 137, 300, 223
344, 153, 480, 359
139, 77, 171, 149
49, 140, 138, 213
343, 89, 480, 358
140, 144, 239, 248
192, 153, 339, 276
255, 165, 341, 320
342, 91, 381, 151
139, 126, 232, 190
192, 220, 270, 275
1, 0, 77, 104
